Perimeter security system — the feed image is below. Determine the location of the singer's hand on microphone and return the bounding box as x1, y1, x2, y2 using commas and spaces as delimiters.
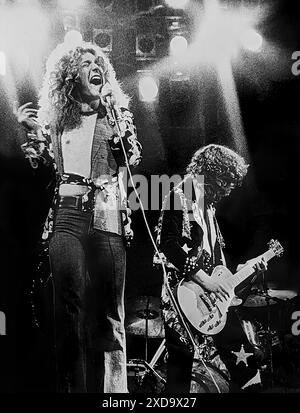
101, 83, 116, 108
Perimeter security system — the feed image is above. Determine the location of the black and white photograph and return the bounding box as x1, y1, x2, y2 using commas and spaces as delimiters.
0, 0, 300, 403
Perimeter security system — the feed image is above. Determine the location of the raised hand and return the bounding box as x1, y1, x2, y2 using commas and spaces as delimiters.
13, 102, 39, 131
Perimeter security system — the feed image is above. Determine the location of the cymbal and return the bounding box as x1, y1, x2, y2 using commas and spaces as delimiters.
267, 289, 298, 301
243, 293, 278, 307
126, 318, 165, 338
243, 288, 298, 308
125, 296, 165, 338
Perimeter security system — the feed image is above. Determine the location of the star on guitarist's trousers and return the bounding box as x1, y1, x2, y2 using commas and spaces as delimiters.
231, 344, 253, 366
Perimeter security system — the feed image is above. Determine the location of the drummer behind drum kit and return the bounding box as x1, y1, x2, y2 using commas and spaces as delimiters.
125, 288, 300, 393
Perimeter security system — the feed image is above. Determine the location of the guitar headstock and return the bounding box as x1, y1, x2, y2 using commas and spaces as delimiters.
268, 239, 284, 257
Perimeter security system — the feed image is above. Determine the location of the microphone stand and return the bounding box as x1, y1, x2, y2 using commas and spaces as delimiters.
106, 102, 200, 356
108, 100, 222, 393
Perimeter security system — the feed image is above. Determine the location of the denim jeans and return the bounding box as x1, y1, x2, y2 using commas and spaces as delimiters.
49, 207, 127, 393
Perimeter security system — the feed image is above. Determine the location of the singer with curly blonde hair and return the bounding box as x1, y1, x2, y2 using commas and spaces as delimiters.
16, 41, 142, 393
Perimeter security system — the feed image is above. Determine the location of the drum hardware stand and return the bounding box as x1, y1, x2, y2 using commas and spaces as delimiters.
130, 339, 167, 392
131, 298, 167, 390
142, 338, 167, 385
132, 297, 159, 363
261, 271, 274, 388
145, 298, 150, 363
148, 338, 166, 369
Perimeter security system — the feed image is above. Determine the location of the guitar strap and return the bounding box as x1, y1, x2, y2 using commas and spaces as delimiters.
212, 211, 227, 266
193, 179, 222, 268
193, 204, 211, 257
193, 202, 224, 271
206, 206, 216, 262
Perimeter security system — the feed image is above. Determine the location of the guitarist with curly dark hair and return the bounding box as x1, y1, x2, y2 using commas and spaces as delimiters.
155, 144, 278, 393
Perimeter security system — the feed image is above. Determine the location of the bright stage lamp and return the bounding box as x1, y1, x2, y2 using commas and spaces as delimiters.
241, 29, 263, 52
165, 0, 189, 9
138, 75, 159, 102
59, 0, 84, 9
64, 30, 83, 46
0, 51, 6, 76
170, 35, 188, 57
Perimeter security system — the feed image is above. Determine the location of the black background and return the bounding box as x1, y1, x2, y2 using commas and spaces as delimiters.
0, 0, 300, 393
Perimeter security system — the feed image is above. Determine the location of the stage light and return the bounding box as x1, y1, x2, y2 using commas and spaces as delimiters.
59, 0, 84, 10
165, 0, 189, 9
0, 3, 49, 80
240, 29, 263, 52
136, 34, 156, 59
138, 36, 155, 54
138, 71, 159, 102
0, 51, 6, 76
93, 29, 112, 53
64, 29, 83, 46
189, 0, 264, 64
63, 13, 79, 32
169, 35, 188, 57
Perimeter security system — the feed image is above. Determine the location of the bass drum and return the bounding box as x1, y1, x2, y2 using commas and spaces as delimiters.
190, 360, 230, 393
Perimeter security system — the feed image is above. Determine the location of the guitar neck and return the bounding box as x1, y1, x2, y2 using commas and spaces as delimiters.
231, 249, 275, 289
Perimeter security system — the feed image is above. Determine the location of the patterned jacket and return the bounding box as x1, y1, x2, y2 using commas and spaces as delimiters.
154, 175, 225, 351
22, 105, 142, 279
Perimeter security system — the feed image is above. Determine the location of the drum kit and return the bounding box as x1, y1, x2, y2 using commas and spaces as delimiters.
240, 287, 300, 390
125, 296, 166, 393
243, 288, 298, 307
125, 288, 300, 393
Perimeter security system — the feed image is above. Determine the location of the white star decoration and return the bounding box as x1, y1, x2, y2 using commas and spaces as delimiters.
182, 243, 192, 254
231, 344, 253, 367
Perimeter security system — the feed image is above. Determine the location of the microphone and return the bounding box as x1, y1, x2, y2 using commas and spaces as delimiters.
103, 93, 121, 121
102, 93, 113, 108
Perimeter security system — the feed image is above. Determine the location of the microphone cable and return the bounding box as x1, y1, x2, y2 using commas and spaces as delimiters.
109, 103, 222, 393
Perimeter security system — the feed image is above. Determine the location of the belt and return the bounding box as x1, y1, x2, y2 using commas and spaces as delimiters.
57, 195, 92, 212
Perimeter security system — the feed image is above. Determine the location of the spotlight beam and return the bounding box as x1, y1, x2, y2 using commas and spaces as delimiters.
241, 29, 263, 52
217, 60, 248, 157
0, 51, 6, 76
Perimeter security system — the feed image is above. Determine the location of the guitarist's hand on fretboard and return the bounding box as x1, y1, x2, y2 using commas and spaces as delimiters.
236, 257, 268, 276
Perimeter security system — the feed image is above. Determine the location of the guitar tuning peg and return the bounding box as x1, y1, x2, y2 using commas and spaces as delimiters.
268, 239, 284, 257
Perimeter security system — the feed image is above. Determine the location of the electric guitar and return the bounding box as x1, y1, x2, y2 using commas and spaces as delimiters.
176, 239, 284, 336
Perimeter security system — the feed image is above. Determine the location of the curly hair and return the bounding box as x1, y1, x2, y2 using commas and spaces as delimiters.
37, 41, 130, 132
187, 144, 248, 201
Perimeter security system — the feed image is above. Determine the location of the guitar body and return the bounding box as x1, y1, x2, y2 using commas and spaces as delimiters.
177, 265, 238, 335
176, 240, 283, 336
